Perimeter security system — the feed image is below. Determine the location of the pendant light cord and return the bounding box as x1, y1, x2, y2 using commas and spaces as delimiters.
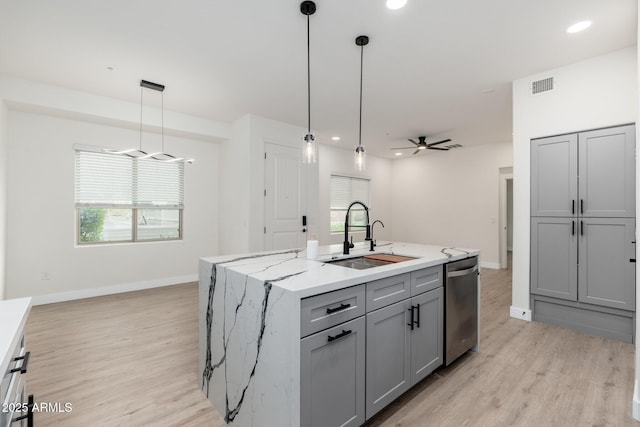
307, 14, 311, 135
358, 44, 363, 148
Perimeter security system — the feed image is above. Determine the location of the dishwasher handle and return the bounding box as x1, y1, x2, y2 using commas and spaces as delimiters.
447, 264, 478, 278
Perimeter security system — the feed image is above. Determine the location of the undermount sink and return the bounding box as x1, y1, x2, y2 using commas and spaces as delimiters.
325, 254, 418, 270
326, 256, 392, 270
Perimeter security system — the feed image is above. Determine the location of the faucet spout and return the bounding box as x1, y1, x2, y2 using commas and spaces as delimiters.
343, 200, 371, 255
370, 219, 385, 251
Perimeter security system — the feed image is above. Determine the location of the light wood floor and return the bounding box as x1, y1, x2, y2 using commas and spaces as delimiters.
26, 258, 639, 426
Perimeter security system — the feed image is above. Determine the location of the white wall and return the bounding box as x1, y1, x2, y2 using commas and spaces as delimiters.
512, 47, 637, 316
0, 101, 7, 300
391, 142, 513, 268
218, 114, 318, 255
318, 144, 393, 246
5, 111, 219, 301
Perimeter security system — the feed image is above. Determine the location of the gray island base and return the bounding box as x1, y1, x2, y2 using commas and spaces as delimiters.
199, 241, 480, 427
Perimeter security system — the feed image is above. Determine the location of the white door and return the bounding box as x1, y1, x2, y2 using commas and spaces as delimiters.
264, 142, 307, 250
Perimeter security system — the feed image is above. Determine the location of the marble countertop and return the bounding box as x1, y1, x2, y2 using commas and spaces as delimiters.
201, 241, 479, 299
0, 297, 32, 378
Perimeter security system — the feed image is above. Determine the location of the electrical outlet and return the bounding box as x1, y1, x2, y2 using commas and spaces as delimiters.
41, 272, 51, 280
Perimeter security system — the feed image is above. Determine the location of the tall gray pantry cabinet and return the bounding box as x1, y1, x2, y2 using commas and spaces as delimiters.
530, 124, 636, 342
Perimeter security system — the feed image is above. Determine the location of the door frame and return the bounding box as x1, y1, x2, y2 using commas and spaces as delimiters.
499, 169, 513, 269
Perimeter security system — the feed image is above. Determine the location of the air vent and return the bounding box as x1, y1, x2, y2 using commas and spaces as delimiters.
444, 144, 463, 149
531, 77, 554, 95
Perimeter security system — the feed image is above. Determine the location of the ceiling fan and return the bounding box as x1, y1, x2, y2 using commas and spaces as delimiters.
391, 136, 453, 155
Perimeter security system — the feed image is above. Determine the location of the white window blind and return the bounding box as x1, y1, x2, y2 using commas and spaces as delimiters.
330, 175, 370, 209
75, 150, 184, 209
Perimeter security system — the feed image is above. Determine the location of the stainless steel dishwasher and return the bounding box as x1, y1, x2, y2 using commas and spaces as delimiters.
444, 256, 478, 366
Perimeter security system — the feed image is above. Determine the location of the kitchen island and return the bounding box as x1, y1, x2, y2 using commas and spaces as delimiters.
199, 241, 479, 427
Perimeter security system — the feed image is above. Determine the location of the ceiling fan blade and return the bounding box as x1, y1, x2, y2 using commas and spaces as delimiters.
412, 149, 420, 155
408, 139, 419, 146
428, 147, 449, 151
427, 139, 452, 147
390, 147, 416, 150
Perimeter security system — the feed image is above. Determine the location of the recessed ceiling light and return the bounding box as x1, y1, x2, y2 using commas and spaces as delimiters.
395, 152, 402, 156
566, 21, 591, 34
331, 136, 340, 141
386, 0, 407, 10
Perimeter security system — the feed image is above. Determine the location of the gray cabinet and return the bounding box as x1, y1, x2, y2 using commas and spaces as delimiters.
530, 124, 636, 342
530, 217, 577, 301
531, 125, 635, 218
300, 316, 366, 427
578, 218, 635, 310
365, 300, 411, 419
365, 287, 443, 420
531, 133, 577, 217
410, 287, 444, 385
579, 126, 636, 218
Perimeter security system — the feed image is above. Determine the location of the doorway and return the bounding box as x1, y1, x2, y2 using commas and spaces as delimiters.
499, 167, 513, 269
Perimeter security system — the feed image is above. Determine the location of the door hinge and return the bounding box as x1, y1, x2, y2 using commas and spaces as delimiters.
264, 189, 266, 197
264, 153, 267, 159
264, 227, 266, 234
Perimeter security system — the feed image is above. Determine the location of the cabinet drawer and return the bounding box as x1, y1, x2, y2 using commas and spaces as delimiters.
301, 284, 366, 338
366, 273, 411, 312
410, 265, 443, 296
1, 335, 24, 406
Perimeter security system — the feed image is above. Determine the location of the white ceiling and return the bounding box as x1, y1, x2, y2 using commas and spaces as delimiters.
0, 0, 636, 158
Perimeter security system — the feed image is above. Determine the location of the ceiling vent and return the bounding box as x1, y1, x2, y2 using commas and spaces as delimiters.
531, 77, 554, 95
444, 144, 463, 149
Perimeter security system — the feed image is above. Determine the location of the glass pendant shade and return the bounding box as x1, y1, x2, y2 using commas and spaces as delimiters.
354, 145, 366, 172
303, 133, 317, 164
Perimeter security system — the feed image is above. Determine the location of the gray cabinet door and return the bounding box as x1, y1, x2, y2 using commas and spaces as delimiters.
300, 316, 365, 427
578, 218, 636, 310
578, 125, 636, 218
365, 300, 411, 420
531, 133, 578, 217
410, 288, 443, 386
530, 217, 578, 301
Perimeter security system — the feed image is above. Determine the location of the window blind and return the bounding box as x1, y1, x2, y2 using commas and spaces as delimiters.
330, 175, 370, 209
75, 150, 184, 209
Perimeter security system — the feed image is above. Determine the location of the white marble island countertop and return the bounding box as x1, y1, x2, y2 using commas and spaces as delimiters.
198, 241, 478, 427
200, 241, 478, 299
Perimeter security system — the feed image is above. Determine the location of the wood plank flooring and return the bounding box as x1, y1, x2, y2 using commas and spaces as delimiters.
25, 258, 638, 426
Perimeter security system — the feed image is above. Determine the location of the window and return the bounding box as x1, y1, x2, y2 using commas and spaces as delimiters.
75, 148, 184, 244
330, 175, 370, 233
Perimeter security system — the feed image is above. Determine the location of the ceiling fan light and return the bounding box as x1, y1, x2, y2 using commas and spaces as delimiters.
418, 146, 426, 150
386, 0, 407, 10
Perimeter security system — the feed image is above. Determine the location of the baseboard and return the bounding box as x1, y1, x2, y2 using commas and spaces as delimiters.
31, 274, 198, 306
480, 261, 501, 270
510, 306, 532, 321
634, 380, 640, 421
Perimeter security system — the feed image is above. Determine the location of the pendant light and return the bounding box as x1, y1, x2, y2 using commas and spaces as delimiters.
300, 1, 318, 164
103, 80, 194, 164
354, 35, 369, 172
